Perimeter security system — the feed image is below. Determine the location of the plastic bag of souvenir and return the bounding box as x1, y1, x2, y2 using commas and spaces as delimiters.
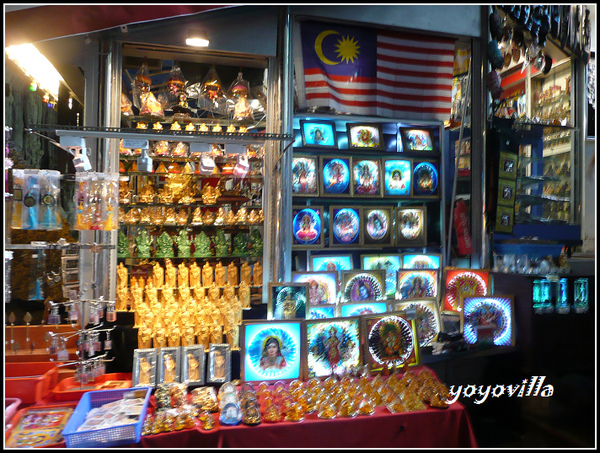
140, 91, 164, 117
200, 65, 225, 105
233, 154, 249, 179
38, 170, 61, 230
153, 140, 171, 157
119, 139, 141, 156
74, 172, 92, 230
121, 92, 135, 116
233, 95, 254, 122
227, 72, 250, 100
10, 168, 25, 229
20, 169, 42, 230
170, 141, 189, 158
132, 62, 152, 109
103, 173, 119, 230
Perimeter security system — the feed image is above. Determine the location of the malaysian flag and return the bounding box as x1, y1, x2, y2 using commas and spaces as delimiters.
298, 21, 456, 121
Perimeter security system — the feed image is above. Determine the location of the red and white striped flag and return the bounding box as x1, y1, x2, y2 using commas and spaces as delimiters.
299, 21, 456, 121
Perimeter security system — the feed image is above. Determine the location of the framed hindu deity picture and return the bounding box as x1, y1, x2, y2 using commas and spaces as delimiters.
329, 206, 362, 247
401, 253, 442, 270
5, 406, 75, 448
132, 348, 158, 388
399, 127, 437, 153
240, 320, 303, 383
391, 298, 442, 347
383, 158, 412, 197
292, 155, 319, 197
412, 159, 440, 198
361, 254, 402, 299
395, 206, 427, 247
346, 122, 386, 151
396, 269, 439, 301
351, 158, 382, 197
207, 343, 231, 384
157, 346, 182, 385
299, 119, 338, 149
442, 267, 490, 314
309, 254, 353, 275
340, 270, 387, 303
461, 295, 515, 347
362, 206, 394, 247
268, 282, 309, 320
303, 317, 362, 379
340, 301, 389, 317
181, 344, 206, 386
291, 271, 338, 307
320, 156, 352, 197
362, 312, 420, 373
292, 206, 324, 249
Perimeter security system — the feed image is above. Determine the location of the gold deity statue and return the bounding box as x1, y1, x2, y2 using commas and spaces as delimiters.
191, 207, 203, 225
201, 184, 221, 204
214, 261, 226, 286
138, 181, 156, 203
227, 262, 239, 286
253, 261, 263, 286
190, 262, 201, 289
178, 262, 189, 288
224, 209, 236, 226
240, 262, 252, 286
202, 261, 214, 287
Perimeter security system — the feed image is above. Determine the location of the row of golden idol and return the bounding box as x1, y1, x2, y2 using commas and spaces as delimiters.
120, 205, 264, 226
117, 260, 261, 294
136, 120, 250, 135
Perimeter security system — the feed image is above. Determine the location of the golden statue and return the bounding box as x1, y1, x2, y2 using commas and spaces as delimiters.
157, 185, 174, 204
153, 262, 164, 288
117, 262, 129, 288
240, 262, 252, 286
123, 208, 141, 225
139, 207, 152, 224
202, 210, 215, 226
178, 262, 189, 288
235, 207, 248, 224
214, 261, 226, 286
201, 184, 221, 204
191, 207, 204, 225
223, 281, 235, 305
227, 262, 239, 287
167, 324, 182, 347
116, 285, 130, 312
119, 181, 132, 204
238, 280, 251, 309
207, 281, 220, 305
224, 209, 236, 226
176, 209, 189, 225
165, 259, 177, 288
253, 261, 263, 286
214, 207, 225, 226
202, 262, 214, 287
154, 324, 167, 349
182, 325, 197, 347
179, 286, 191, 306
138, 324, 153, 349
151, 206, 166, 225
248, 209, 260, 224
190, 261, 201, 288
178, 185, 196, 205
165, 207, 177, 225
145, 278, 158, 307
138, 181, 156, 203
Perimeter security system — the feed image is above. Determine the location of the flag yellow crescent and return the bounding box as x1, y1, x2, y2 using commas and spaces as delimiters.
315, 30, 340, 65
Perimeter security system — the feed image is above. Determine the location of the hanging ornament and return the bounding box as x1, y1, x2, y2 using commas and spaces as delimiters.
200, 65, 225, 106
132, 62, 152, 109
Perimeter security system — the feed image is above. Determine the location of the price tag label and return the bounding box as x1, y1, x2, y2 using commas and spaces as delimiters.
190, 142, 212, 154
122, 139, 149, 150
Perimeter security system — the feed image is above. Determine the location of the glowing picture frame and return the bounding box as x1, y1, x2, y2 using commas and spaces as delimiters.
352, 159, 382, 197
395, 206, 427, 247
346, 122, 385, 150
391, 298, 442, 347
329, 206, 362, 247
340, 302, 389, 317
268, 282, 309, 320
157, 346, 182, 385
362, 312, 420, 373
362, 206, 394, 247
307, 305, 337, 320
443, 267, 490, 314
181, 344, 206, 386
132, 348, 158, 388
310, 254, 353, 274
396, 269, 439, 301
461, 295, 515, 347
292, 155, 319, 197
299, 119, 338, 149
320, 155, 352, 197
303, 317, 362, 379
291, 271, 338, 306
361, 254, 402, 299
241, 320, 303, 383
383, 159, 412, 197
292, 206, 324, 249
412, 160, 440, 197
401, 253, 442, 270
399, 127, 437, 153
340, 270, 387, 303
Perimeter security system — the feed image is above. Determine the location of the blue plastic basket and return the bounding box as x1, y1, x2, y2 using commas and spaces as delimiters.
61, 387, 151, 448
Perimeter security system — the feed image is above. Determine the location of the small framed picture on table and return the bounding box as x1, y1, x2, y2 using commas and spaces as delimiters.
132, 348, 158, 388
158, 346, 182, 385
181, 344, 206, 386
207, 343, 232, 384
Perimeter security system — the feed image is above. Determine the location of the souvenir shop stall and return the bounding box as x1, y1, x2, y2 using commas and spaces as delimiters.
4, 5, 595, 449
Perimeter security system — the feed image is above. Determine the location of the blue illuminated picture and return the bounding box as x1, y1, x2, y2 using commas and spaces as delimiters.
412, 161, 439, 196
305, 318, 362, 378
307, 305, 337, 320
292, 206, 323, 247
300, 120, 337, 148
292, 271, 338, 306
242, 321, 303, 382
330, 207, 361, 246
352, 159, 381, 196
399, 128, 436, 152
402, 254, 441, 270
384, 159, 412, 196
461, 296, 515, 347
310, 255, 353, 273
340, 302, 388, 317
321, 156, 351, 195
292, 156, 319, 197
361, 254, 402, 299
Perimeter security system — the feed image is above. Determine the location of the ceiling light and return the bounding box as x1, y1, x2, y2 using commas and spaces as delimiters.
186, 29, 209, 47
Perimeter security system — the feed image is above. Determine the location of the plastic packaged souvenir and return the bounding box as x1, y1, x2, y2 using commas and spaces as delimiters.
263, 402, 282, 423
164, 65, 186, 108
170, 142, 189, 158
132, 62, 152, 109
153, 141, 171, 157
121, 92, 134, 116
198, 411, 215, 430
228, 72, 250, 100
140, 91, 164, 117
219, 402, 242, 426
233, 95, 254, 122
200, 65, 225, 105
242, 405, 262, 426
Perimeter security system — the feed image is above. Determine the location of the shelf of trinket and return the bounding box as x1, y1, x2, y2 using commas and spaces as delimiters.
121, 171, 264, 182
5, 241, 116, 251
118, 223, 262, 230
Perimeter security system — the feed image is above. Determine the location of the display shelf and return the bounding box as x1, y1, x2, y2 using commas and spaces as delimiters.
516, 193, 570, 207
5, 242, 116, 251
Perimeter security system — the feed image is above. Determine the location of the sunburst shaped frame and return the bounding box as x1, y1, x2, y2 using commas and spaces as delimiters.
443, 267, 490, 314
361, 311, 420, 373
291, 271, 338, 306
340, 270, 387, 303
240, 320, 303, 383
361, 254, 402, 299
460, 295, 515, 347
391, 298, 442, 347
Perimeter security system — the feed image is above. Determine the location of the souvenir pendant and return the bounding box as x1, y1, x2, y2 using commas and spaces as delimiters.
104, 331, 112, 350
106, 301, 117, 322
90, 306, 100, 325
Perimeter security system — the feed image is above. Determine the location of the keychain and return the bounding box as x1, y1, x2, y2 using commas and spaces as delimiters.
104, 330, 112, 350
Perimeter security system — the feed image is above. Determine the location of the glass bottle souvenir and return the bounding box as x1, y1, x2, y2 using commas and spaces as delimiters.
219, 402, 242, 426
336, 396, 357, 418
284, 401, 304, 422
573, 278, 589, 313
242, 405, 262, 426
199, 411, 216, 430
219, 392, 239, 410
357, 397, 375, 416
317, 399, 337, 420
263, 402, 282, 423
555, 278, 569, 314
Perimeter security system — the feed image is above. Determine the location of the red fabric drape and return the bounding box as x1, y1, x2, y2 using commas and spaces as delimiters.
5, 5, 232, 47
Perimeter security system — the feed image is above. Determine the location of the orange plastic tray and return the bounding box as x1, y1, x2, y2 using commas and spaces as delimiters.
5, 362, 59, 404
50, 372, 133, 401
